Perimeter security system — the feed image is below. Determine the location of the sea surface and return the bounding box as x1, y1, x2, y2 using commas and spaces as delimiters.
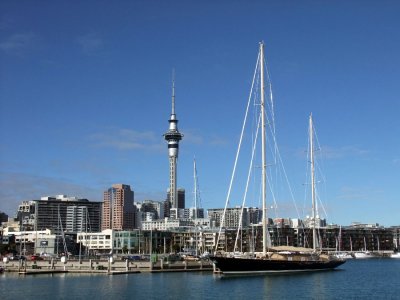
1, 259, 399, 299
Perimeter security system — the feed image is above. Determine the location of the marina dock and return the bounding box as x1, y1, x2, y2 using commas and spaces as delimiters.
3, 258, 214, 275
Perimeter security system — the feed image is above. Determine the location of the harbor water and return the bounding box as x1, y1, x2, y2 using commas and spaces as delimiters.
1, 259, 399, 299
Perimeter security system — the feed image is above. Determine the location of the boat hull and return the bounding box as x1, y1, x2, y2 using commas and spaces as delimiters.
354, 252, 373, 259
210, 256, 346, 275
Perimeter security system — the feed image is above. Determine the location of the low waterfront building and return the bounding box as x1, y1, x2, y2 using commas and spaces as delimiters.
203, 230, 224, 252
77, 230, 113, 255
290, 218, 304, 228
77, 229, 175, 255
164, 228, 225, 254
390, 226, 400, 251
192, 218, 210, 228
141, 217, 211, 231
3, 229, 57, 255
303, 215, 327, 228
77, 229, 144, 255
141, 218, 192, 231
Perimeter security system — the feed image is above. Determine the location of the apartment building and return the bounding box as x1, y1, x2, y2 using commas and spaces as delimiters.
15, 195, 102, 234
102, 184, 135, 231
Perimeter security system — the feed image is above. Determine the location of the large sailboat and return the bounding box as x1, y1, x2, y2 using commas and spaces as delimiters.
210, 42, 345, 275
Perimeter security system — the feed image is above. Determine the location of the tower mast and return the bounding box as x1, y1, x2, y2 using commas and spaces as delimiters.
163, 72, 184, 211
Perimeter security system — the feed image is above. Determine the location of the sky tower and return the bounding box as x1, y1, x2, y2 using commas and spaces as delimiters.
163, 75, 183, 209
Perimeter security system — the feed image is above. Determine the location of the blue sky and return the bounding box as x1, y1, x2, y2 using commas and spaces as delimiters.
0, 1, 399, 226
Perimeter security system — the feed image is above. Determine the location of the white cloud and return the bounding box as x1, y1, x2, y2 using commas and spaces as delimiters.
0, 32, 36, 55
89, 128, 163, 151
89, 127, 228, 152
210, 135, 229, 146
336, 186, 383, 202
182, 129, 204, 144
182, 129, 228, 146
322, 145, 369, 159
76, 33, 104, 55
0, 172, 100, 216
296, 145, 369, 160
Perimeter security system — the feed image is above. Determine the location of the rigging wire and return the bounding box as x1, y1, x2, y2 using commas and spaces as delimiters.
234, 108, 261, 251
215, 51, 260, 252
216, 44, 305, 252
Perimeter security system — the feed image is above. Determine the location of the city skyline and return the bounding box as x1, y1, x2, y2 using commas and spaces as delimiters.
1, 1, 399, 226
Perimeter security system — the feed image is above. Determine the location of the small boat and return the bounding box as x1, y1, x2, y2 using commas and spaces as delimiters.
354, 237, 373, 259
335, 252, 353, 260
210, 42, 345, 275
390, 252, 400, 259
354, 251, 373, 259
334, 227, 352, 259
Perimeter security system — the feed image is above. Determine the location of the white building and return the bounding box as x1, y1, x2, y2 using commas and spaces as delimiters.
4, 229, 57, 255
141, 218, 192, 231
77, 229, 113, 254
77, 229, 142, 255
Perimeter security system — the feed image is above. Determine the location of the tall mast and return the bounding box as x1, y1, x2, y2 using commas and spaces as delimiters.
193, 157, 198, 256
193, 157, 197, 219
310, 113, 318, 251
260, 42, 267, 256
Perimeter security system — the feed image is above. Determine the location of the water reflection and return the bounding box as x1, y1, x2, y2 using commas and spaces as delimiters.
2, 260, 400, 300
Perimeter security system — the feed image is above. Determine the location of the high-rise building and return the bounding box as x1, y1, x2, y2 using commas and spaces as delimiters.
163, 76, 183, 209
248, 207, 262, 225
102, 184, 135, 230
168, 207, 205, 219
177, 188, 185, 209
15, 195, 102, 234
66, 206, 91, 233
189, 207, 204, 219
207, 207, 252, 229
163, 198, 171, 218
137, 200, 164, 219
0, 211, 8, 224
166, 188, 185, 209
165, 188, 186, 219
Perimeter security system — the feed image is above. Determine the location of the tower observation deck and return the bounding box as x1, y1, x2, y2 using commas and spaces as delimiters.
163, 76, 183, 209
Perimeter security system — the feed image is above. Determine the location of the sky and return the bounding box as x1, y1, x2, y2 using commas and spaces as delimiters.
0, 0, 399, 226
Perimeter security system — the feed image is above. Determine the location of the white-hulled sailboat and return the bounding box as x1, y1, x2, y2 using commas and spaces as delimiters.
354, 237, 373, 259
210, 42, 345, 275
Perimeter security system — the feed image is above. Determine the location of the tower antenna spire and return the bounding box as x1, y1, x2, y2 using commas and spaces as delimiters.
172, 69, 176, 115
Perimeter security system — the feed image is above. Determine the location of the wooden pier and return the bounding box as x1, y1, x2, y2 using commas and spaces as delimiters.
3, 258, 214, 275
